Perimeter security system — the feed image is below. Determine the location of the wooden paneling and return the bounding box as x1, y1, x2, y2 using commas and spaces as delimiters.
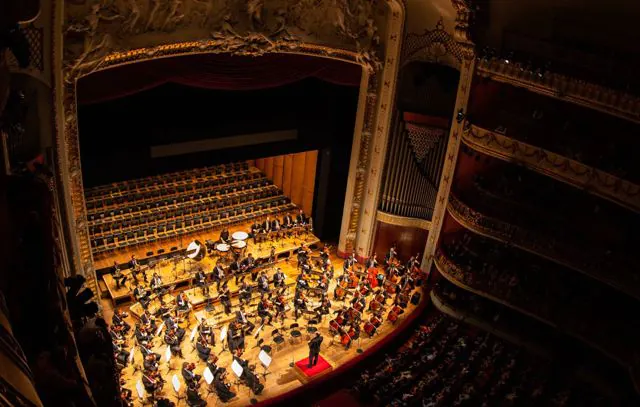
283, 154, 294, 197
264, 156, 274, 179
372, 220, 429, 261
302, 150, 317, 215
273, 155, 285, 188
291, 152, 306, 206
255, 157, 265, 172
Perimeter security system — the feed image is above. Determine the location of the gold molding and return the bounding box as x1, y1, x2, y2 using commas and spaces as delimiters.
476, 58, 640, 125
376, 210, 431, 230
447, 193, 640, 300
463, 125, 640, 213
54, 1, 406, 284
433, 249, 628, 369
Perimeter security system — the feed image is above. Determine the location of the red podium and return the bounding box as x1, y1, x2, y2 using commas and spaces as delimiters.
293, 355, 333, 382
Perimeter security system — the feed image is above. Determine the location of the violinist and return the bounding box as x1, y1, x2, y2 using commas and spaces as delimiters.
235, 309, 255, 333
207, 354, 220, 377
238, 281, 252, 306
212, 261, 226, 291
112, 310, 131, 334
314, 297, 331, 320
133, 282, 151, 309
196, 335, 212, 362
198, 319, 214, 345
227, 321, 245, 353
142, 369, 164, 394
241, 253, 256, 281
230, 258, 243, 284
164, 315, 186, 341
257, 271, 270, 294
113, 340, 130, 367
195, 268, 208, 296
181, 362, 201, 386
257, 295, 274, 326
135, 323, 152, 344
143, 353, 159, 372
164, 328, 184, 358
219, 282, 232, 314
273, 268, 286, 289
294, 290, 307, 321
296, 274, 309, 291
120, 388, 134, 407
274, 289, 287, 323
113, 261, 127, 289
233, 355, 264, 395
213, 369, 237, 402
218, 227, 230, 244
187, 381, 207, 407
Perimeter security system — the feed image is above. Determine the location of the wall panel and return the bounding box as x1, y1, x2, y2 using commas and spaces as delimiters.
372, 221, 429, 261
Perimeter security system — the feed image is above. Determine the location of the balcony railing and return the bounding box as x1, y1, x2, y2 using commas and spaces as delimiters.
433, 248, 633, 370
462, 125, 640, 213
447, 193, 640, 300
476, 57, 640, 125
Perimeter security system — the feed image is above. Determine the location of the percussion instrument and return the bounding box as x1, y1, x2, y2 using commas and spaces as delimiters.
232, 231, 249, 241
216, 243, 230, 252
231, 240, 247, 249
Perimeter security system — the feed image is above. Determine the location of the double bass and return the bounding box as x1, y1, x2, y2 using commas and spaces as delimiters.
334, 277, 348, 301
387, 305, 403, 323
363, 314, 382, 337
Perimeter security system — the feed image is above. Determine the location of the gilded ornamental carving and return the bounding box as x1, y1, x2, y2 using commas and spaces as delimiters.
463, 124, 640, 213
476, 57, 640, 125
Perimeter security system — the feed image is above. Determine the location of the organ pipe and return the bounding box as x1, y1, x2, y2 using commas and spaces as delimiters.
379, 111, 448, 220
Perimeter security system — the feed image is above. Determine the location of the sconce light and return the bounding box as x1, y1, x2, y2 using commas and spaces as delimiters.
456, 109, 465, 124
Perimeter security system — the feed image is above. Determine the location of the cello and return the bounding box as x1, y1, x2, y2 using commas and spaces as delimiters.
387, 305, 403, 323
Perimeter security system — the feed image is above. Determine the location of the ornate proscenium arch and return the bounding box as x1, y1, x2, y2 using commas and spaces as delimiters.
53, 0, 405, 291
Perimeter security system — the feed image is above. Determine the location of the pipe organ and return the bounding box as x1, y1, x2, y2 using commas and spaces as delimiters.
379, 112, 449, 219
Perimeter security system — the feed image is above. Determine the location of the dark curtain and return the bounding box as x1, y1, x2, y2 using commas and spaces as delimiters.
78, 53, 362, 105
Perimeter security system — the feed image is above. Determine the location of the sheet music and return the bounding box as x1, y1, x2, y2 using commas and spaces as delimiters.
203, 367, 214, 384
128, 346, 135, 363
189, 326, 198, 342
258, 350, 272, 368
136, 380, 145, 399
156, 321, 165, 336
231, 359, 244, 378
253, 324, 263, 338
164, 345, 172, 362
172, 374, 181, 392
220, 325, 228, 341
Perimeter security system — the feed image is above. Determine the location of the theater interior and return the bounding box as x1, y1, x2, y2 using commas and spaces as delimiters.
1, 0, 640, 406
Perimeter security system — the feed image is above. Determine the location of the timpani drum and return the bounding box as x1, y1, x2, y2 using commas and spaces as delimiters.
216, 243, 230, 252
231, 240, 247, 249
231, 231, 249, 241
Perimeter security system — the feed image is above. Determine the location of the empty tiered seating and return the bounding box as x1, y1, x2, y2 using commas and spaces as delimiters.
86, 162, 296, 254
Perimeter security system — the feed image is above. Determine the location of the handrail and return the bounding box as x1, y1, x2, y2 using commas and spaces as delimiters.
433, 249, 629, 369
447, 193, 640, 300
462, 125, 640, 213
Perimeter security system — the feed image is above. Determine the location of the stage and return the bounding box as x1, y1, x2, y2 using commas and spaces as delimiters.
294, 355, 333, 383
104, 248, 425, 407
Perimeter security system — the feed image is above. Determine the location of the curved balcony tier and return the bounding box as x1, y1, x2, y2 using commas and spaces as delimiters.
447, 192, 640, 300
468, 78, 640, 184
461, 124, 640, 213
434, 226, 640, 370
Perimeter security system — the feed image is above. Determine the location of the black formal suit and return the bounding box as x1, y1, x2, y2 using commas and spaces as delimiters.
308, 334, 323, 367
196, 341, 211, 362
282, 215, 293, 228
271, 219, 281, 230
262, 220, 272, 232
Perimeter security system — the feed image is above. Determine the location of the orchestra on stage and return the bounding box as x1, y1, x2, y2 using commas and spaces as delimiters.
107, 209, 425, 404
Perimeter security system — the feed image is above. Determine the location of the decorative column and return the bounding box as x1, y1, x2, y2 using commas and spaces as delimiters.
350, 6, 405, 261
421, 57, 476, 271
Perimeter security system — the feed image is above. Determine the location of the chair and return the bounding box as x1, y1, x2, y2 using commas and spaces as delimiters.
289, 323, 302, 345
146, 251, 154, 257
306, 319, 319, 339
271, 329, 285, 352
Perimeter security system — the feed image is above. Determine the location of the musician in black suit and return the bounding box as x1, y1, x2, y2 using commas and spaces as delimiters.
235, 309, 255, 333
238, 281, 252, 306
250, 220, 262, 243
366, 253, 378, 270
164, 329, 183, 358
282, 214, 294, 228
257, 271, 269, 294
273, 268, 286, 289
113, 261, 127, 289
241, 253, 256, 281
181, 362, 201, 386
186, 381, 207, 407
307, 332, 323, 368
218, 227, 230, 244
195, 269, 208, 296
112, 310, 131, 334
271, 217, 281, 231
135, 324, 152, 344
233, 355, 264, 395
129, 254, 147, 283
219, 283, 232, 314
196, 336, 211, 362
133, 282, 150, 309
140, 309, 156, 331
212, 261, 226, 291
213, 369, 236, 402
262, 216, 272, 233
296, 209, 307, 225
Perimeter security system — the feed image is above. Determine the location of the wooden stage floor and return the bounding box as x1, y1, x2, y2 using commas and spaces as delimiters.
107, 250, 425, 406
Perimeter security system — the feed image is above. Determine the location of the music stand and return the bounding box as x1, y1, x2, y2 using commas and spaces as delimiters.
203, 366, 216, 398
155, 321, 165, 337
189, 325, 198, 353
172, 374, 186, 404
219, 325, 229, 355
356, 335, 363, 354
231, 359, 244, 393
258, 350, 272, 379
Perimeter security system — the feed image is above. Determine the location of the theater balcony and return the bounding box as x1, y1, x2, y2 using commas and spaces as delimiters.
461, 78, 640, 212
434, 215, 640, 374
448, 146, 640, 299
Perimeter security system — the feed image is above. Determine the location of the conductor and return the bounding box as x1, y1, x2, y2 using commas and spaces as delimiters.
308, 332, 323, 368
